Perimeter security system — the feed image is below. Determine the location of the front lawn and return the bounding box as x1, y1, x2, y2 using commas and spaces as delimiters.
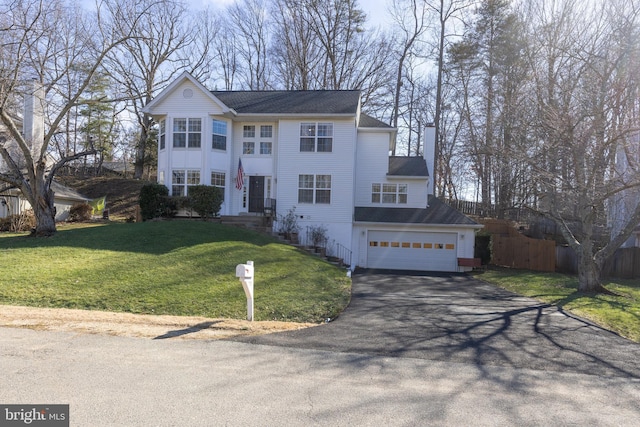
477, 268, 640, 342
0, 221, 351, 323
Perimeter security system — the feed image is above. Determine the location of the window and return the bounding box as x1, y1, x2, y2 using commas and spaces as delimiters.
243, 141, 255, 154
298, 174, 331, 204
298, 174, 314, 203
173, 119, 186, 148
211, 172, 225, 201
317, 123, 333, 152
300, 122, 333, 152
260, 125, 272, 138
212, 120, 227, 150
241, 123, 272, 156
159, 119, 166, 150
260, 141, 272, 155
243, 125, 255, 138
371, 183, 408, 204
172, 169, 200, 196
173, 118, 201, 148
188, 119, 201, 147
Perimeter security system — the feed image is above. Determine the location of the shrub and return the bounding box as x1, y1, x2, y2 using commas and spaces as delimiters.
68, 203, 93, 222
185, 185, 223, 220
0, 210, 36, 232
139, 183, 169, 220
278, 207, 300, 237
309, 224, 328, 248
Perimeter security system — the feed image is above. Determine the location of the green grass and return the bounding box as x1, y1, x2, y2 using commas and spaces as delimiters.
0, 221, 351, 323
476, 268, 640, 342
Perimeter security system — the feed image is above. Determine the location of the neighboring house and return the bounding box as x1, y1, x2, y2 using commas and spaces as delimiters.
142, 72, 482, 272
608, 131, 640, 247
0, 80, 89, 222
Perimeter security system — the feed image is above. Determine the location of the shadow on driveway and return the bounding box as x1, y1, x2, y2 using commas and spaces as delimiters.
231, 270, 640, 378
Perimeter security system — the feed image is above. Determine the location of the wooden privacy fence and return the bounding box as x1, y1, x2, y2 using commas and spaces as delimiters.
491, 234, 556, 272
557, 246, 640, 279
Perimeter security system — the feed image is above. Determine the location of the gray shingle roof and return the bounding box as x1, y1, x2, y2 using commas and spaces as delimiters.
211, 90, 361, 115
388, 156, 429, 177
355, 196, 479, 225
51, 181, 89, 202
359, 113, 392, 128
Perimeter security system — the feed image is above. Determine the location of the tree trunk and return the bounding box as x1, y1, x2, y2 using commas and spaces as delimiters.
133, 126, 148, 180
576, 247, 605, 294
32, 192, 57, 237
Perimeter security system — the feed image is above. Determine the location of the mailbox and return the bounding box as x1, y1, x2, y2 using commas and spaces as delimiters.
236, 263, 254, 279
235, 261, 254, 321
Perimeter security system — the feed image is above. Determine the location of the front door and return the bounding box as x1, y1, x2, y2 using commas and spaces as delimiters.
248, 176, 265, 213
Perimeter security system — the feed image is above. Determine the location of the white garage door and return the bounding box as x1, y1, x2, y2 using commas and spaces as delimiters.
367, 230, 458, 272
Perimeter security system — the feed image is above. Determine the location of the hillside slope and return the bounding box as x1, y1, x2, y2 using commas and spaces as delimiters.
58, 175, 151, 219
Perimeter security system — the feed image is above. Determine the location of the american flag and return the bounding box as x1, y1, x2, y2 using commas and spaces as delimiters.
235, 158, 244, 190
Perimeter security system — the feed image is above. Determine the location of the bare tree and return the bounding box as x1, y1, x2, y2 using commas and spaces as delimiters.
229, 0, 272, 90
524, 0, 640, 292
0, 0, 146, 236
387, 0, 430, 156
107, 0, 190, 180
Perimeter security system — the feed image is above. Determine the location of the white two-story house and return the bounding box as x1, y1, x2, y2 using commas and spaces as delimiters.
143, 72, 481, 272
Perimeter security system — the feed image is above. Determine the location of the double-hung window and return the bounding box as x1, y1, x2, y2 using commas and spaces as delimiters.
300, 123, 333, 152
159, 119, 166, 150
211, 171, 225, 201
173, 118, 201, 148
212, 120, 227, 150
371, 183, 407, 204
172, 169, 200, 196
298, 174, 331, 204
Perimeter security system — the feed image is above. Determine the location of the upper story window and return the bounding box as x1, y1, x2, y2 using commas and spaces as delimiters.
260, 142, 272, 155
173, 118, 201, 148
243, 141, 255, 154
159, 119, 166, 150
242, 123, 272, 156
260, 125, 272, 138
298, 174, 331, 204
300, 122, 333, 152
243, 125, 255, 138
172, 169, 200, 196
372, 183, 407, 204
212, 120, 227, 150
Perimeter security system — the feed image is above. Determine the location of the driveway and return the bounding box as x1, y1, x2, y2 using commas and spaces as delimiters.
234, 270, 640, 378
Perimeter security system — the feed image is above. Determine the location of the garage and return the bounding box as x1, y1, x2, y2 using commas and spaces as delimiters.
367, 230, 458, 272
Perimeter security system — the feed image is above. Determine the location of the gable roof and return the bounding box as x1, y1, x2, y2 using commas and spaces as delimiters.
142, 71, 232, 114
355, 196, 480, 226
211, 90, 361, 115
388, 156, 429, 177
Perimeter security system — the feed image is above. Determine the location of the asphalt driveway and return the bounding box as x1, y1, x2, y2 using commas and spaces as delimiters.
234, 270, 640, 378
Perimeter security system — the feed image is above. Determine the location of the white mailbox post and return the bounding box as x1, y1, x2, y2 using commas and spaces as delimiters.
235, 260, 254, 321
